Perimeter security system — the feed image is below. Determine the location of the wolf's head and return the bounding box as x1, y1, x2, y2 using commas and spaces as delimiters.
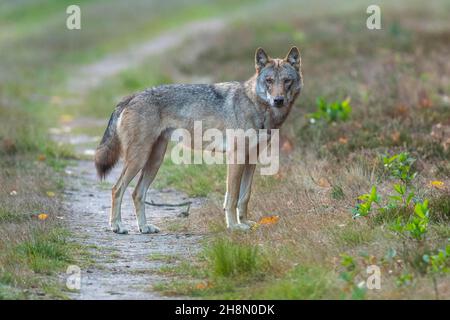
254, 47, 302, 109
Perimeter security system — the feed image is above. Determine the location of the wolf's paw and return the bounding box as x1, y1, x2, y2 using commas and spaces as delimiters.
111, 223, 128, 234
139, 224, 160, 234
240, 220, 257, 228
229, 223, 251, 232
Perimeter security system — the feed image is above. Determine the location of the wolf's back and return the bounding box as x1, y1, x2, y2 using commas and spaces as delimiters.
94, 94, 135, 179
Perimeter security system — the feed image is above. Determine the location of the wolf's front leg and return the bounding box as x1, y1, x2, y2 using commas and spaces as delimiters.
224, 164, 250, 231
132, 178, 160, 234
237, 164, 257, 228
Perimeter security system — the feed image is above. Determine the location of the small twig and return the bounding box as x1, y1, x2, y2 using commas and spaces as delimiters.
145, 200, 192, 217
145, 200, 192, 207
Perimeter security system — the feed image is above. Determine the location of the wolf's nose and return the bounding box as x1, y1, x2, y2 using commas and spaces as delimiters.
274, 97, 284, 106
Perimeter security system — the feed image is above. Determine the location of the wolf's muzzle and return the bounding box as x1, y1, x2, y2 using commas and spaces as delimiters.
273, 96, 284, 108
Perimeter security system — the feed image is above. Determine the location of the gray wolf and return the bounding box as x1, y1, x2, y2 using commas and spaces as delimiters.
94, 47, 303, 234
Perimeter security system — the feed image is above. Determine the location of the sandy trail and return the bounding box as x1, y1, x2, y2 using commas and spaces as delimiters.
65, 160, 203, 299
67, 18, 225, 96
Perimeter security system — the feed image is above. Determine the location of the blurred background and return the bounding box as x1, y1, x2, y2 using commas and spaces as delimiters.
0, 0, 449, 299
1, 0, 449, 159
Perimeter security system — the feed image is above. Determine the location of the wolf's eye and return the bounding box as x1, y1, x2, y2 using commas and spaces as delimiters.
284, 79, 292, 86
265, 78, 273, 85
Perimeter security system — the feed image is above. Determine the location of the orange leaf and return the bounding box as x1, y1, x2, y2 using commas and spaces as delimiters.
280, 136, 294, 154
390, 131, 401, 143
318, 177, 331, 188
38, 213, 49, 221
258, 215, 280, 225
338, 137, 348, 144
430, 180, 445, 190
195, 282, 207, 290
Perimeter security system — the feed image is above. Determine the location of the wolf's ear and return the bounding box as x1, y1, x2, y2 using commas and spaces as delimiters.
285, 46, 301, 71
255, 47, 270, 72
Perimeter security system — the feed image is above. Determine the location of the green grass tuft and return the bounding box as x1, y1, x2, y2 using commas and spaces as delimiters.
253, 266, 339, 299
17, 228, 72, 274
205, 238, 264, 278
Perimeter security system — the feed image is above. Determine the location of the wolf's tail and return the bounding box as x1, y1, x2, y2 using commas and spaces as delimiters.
94, 94, 135, 179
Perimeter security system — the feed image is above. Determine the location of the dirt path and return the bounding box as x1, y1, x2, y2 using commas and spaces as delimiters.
67, 18, 225, 96
64, 159, 203, 299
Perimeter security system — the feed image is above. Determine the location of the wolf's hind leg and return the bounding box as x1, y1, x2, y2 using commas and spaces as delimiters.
132, 135, 168, 234
110, 162, 142, 234
224, 163, 250, 231
237, 164, 256, 227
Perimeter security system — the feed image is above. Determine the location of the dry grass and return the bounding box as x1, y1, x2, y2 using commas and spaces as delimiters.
2, 0, 449, 300
0, 154, 81, 299
181, 149, 449, 299
149, 1, 450, 299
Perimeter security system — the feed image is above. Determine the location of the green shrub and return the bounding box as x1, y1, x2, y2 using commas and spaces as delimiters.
308, 97, 352, 123
390, 200, 429, 241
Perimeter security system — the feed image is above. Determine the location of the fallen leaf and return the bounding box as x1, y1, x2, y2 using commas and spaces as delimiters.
394, 104, 409, 117
195, 282, 207, 290
430, 180, 445, 190
258, 215, 280, 225
390, 131, 401, 143
318, 177, 331, 188
37, 154, 46, 161
280, 135, 294, 154
38, 213, 49, 221
46, 191, 56, 197
338, 137, 348, 144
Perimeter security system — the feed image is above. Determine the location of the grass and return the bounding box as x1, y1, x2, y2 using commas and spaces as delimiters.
147, 253, 180, 263
153, 237, 268, 298
205, 238, 265, 278
154, 156, 227, 197
2, 0, 450, 300
149, 0, 450, 299
0, 0, 258, 299
16, 228, 72, 274
331, 223, 376, 248
252, 266, 340, 299
0, 153, 87, 299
